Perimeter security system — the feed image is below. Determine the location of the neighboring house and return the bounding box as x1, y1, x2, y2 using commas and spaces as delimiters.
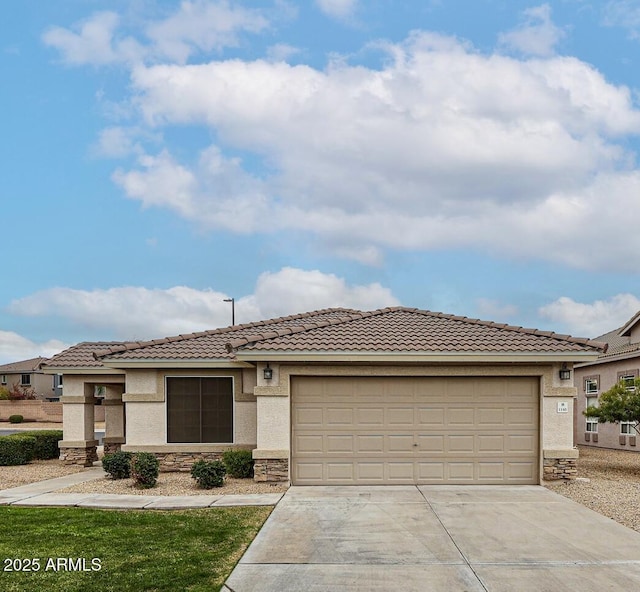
0, 357, 62, 400
574, 310, 640, 451
43, 307, 604, 484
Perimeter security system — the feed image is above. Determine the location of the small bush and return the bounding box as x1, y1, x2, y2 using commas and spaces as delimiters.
223, 449, 254, 478
8, 415, 24, 424
6, 430, 62, 460
0, 435, 36, 465
131, 452, 159, 489
191, 459, 226, 488
0, 386, 9, 400
102, 451, 133, 479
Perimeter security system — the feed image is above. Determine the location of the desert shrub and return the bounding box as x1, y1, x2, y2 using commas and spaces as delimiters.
0, 386, 9, 400
0, 435, 36, 465
6, 430, 62, 460
102, 451, 133, 480
191, 459, 226, 488
8, 415, 24, 424
222, 449, 254, 478
131, 452, 159, 489
7, 383, 36, 401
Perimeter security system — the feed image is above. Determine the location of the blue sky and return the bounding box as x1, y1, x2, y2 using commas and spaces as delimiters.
3, 0, 640, 363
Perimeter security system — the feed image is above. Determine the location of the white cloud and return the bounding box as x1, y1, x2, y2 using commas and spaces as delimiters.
0, 331, 68, 366
43, 2, 269, 66
8, 268, 399, 341
499, 4, 566, 57
115, 33, 640, 268
603, 1, 640, 38
316, 0, 358, 20
43, 11, 143, 66
539, 294, 640, 337
145, 0, 269, 63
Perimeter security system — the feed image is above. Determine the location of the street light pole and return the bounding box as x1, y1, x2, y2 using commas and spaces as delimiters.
223, 298, 235, 326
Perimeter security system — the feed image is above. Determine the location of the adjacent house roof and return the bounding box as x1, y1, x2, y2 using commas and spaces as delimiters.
577, 310, 640, 366
0, 357, 49, 373
55, 306, 605, 369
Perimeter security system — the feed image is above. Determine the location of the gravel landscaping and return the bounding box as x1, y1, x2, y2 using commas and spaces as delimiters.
544, 445, 640, 532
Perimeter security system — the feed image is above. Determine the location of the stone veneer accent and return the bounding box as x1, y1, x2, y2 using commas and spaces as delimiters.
253, 458, 289, 482
103, 442, 122, 455
153, 452, 224, 472
59, 446, 98, 467
543, 457, 577, 480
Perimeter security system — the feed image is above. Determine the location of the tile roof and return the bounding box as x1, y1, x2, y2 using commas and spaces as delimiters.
42, 307, 605, 370
91, 308, 361, 362
43, 342, 129, 369
0, 357, 49, 373
227, 307, 606, 354
585, 314, 640, 362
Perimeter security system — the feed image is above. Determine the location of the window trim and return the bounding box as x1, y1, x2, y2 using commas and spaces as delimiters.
164, 375, 235, 445
618, 369, 638, 391
585, 419, 598, 433
584, 377, 599, 394
0, 374, 6, 385
620, 421, 637, 435
20, 374, 31, 386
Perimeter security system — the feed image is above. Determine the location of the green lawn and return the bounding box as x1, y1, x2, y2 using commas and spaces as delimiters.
0, 505, 271, 592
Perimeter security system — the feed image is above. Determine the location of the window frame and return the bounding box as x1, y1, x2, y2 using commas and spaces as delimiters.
586, 396, 598, 410
165, 375, 235, 445
618, 370, 638, 392
0, 374, 6, 385
20, 374, 31, 386
585, 377, 599, 395
585, 419, 598, 433
620, 421, 637, 435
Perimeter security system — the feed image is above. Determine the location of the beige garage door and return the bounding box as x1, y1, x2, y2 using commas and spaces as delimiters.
291, 376, 539, 485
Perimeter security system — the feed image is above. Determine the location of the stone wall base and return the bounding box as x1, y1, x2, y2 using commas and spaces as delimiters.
103, 442, 122, 455
153, 452, 224, 472
543, 457, 577, 480
59, 446, 98, 467
254, 458, 289, 483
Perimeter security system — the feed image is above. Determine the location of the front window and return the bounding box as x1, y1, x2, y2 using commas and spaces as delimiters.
586, 419, 598, 433
586, 396, 598, 409
1, 374, 6, 385
166, 377, 233, 443
621, 422, 637, 435
20, 374, 31, 386
585, 378, 599, 394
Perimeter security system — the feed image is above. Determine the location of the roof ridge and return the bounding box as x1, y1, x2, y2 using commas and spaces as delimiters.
93, 307, 362, 359
402, 308, 607, 351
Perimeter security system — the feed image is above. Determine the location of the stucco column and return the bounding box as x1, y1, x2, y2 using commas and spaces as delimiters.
542, 364, 579, 480
103, 384, 125, 454
252, 363, 289, 482
59, 382, 98, 466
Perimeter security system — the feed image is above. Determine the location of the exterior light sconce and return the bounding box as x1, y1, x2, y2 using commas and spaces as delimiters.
559, 365, 571, 381
263, 363, 273, 380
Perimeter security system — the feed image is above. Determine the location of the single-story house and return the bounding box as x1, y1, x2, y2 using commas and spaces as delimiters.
574, 310, 640, 451
43, 307, 604, 484
0, 357, 62, 400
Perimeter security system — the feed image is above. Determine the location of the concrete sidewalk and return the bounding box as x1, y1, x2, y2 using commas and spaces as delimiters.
225, 485, 640, 592
0, 468, 284, 509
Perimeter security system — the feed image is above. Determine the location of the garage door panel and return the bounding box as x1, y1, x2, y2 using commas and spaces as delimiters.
292, 376, 539, 485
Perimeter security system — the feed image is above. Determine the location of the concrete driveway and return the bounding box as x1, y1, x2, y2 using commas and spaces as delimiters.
224, 485, 640, 591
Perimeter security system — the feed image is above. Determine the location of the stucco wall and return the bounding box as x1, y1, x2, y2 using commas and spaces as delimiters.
575, 359, 640, 451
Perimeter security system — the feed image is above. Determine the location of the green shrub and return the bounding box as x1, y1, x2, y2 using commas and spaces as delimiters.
6, 430, 62, 460
0, 435, 36, 465
131, 452, 159, 489
0, 386, 9, 400
8, 415, 24, 424
222, 449, 254, 478
102, 451, 133, 479
191, 459, 226, 488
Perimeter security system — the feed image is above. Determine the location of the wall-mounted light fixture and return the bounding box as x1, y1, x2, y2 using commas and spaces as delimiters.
263, 363, 273, 380
559, 364, 571, 381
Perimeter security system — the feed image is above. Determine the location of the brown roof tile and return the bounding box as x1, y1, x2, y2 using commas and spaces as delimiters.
43, 342, 129, 369
0, 357, 49, 373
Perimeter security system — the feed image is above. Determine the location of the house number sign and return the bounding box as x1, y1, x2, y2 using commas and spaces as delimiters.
557, 401, 569, 413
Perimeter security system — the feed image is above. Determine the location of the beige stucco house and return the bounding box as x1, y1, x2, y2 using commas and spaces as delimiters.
43, 307, 604, 484
574, 311, 640, 451
0, 357, 62, 400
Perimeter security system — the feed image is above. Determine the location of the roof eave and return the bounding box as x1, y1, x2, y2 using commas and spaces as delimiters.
575, 349, 640, 368
41, 366, 124, 375
98, 359, 255, 369
231, 350, 602, 363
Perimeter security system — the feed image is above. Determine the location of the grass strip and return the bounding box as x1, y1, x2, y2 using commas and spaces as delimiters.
0, 505, 271, 592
